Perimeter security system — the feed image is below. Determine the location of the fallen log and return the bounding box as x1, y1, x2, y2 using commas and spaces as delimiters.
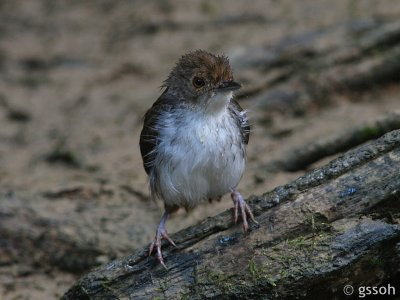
280, 110, 400, 171
62, 129, 400, 299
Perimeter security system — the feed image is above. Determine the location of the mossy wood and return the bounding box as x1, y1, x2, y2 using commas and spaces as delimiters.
62, 129, 400, 299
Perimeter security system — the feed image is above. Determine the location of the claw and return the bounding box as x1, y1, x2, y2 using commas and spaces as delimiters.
231, 190, 258, 232
149, 212, 176, 268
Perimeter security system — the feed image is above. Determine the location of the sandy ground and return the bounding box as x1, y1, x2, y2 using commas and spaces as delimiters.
0, 1, 399, 299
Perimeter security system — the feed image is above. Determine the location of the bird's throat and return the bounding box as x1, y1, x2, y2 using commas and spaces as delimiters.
205, 91, 233, 115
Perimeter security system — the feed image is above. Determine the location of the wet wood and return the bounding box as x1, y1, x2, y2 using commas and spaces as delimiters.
62, 129, 400, 300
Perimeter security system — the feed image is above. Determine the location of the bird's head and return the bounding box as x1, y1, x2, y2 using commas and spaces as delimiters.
163, 50, 241, 113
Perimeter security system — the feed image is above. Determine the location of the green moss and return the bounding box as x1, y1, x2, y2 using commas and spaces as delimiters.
248, 258, 258, 278
153, 278, 170, 295
306, 213, 332, 233
248, 258, 277, 287
366, 256, 385, 267
206, 270, 236, 293
288, 236, 308, 249
359, 126, 381, 140
184, 261, 279, 299
99, 278, 119, 296
259, 230, 336, 285
183, 224, 338, 298
187, 232, 335, 299
79, 284, 92, 299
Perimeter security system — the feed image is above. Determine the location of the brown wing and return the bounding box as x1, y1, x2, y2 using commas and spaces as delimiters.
140, 115, 157, 175
139, 88, 177, 175
228, 99, 250, 145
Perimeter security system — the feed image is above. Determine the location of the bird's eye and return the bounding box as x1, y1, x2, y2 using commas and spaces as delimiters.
192, 77, 205, 88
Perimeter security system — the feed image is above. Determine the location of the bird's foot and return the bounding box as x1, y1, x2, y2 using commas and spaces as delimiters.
231, 190, 258, 232
149, 220, 176, 269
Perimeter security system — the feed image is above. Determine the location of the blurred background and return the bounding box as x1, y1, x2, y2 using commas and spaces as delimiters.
0, 0, 399, 298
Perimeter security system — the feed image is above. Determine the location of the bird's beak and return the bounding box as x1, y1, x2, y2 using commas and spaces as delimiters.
217, 81, 241, 92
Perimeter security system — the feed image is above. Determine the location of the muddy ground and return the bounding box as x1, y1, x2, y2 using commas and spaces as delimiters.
0, 1, 399, 299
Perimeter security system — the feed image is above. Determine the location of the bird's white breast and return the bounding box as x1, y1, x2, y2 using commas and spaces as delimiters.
151, 98, 246, 208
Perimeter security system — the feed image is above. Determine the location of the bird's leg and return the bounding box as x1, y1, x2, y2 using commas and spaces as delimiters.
149, 211, 176, 268
231, 189, 258, 232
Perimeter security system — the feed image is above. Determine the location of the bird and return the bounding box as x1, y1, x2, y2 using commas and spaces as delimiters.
140, 50, 257, 267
